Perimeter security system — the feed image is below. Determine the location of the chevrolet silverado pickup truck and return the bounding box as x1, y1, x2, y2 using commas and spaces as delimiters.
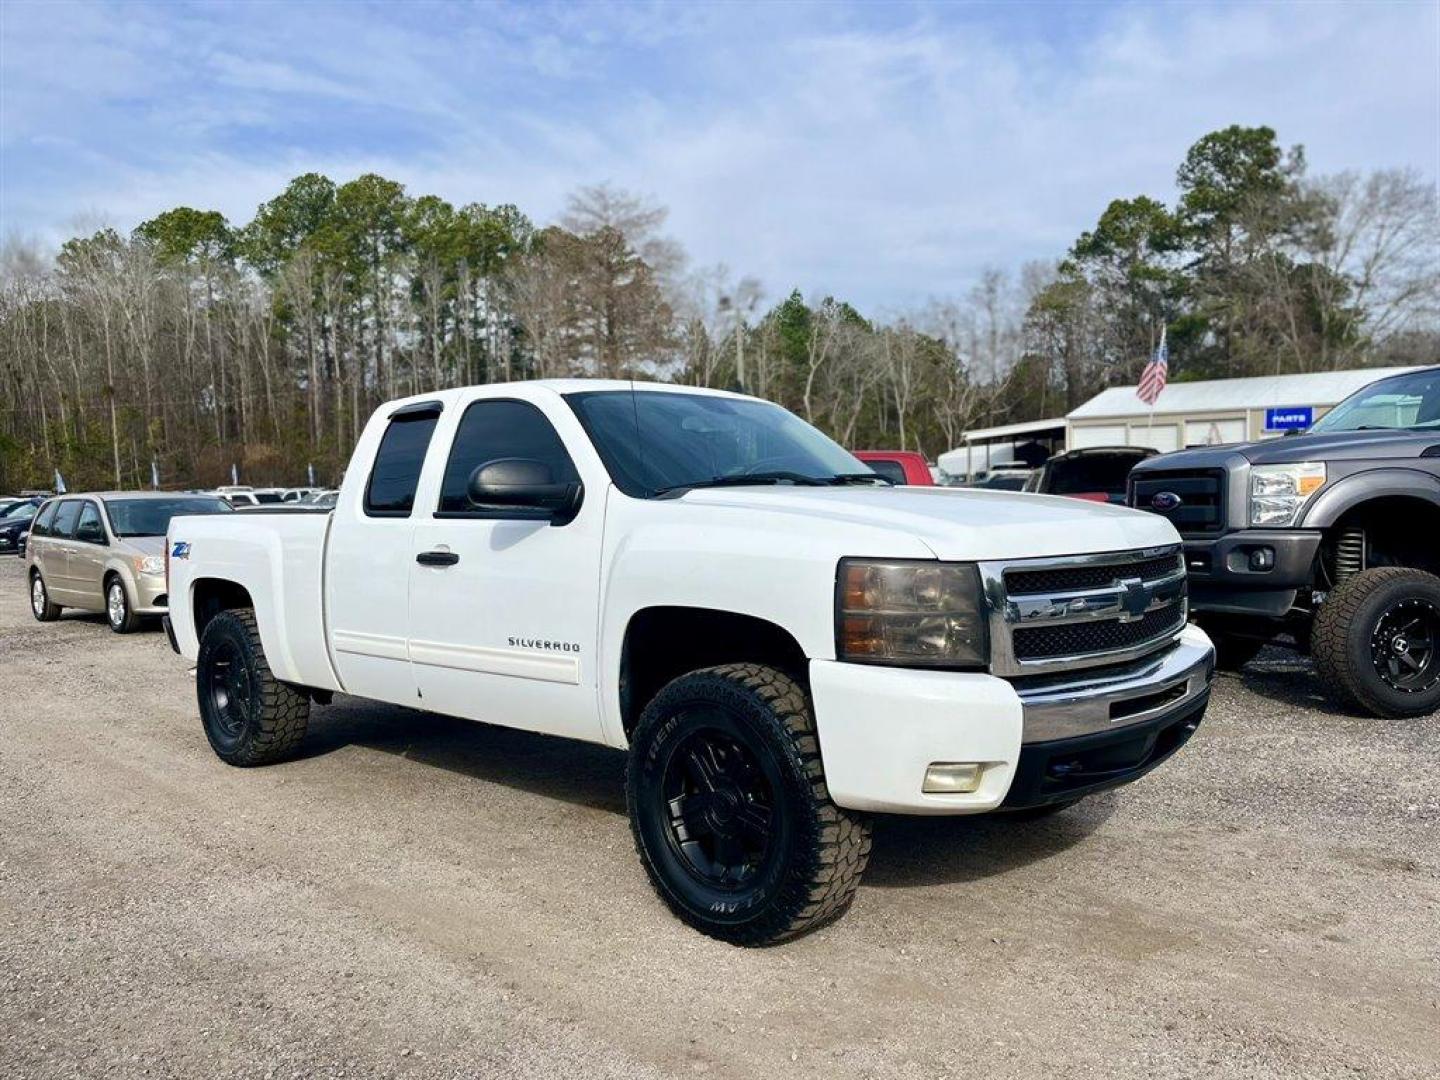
1129, 365, 1440, 719
164, 380, 1214, 945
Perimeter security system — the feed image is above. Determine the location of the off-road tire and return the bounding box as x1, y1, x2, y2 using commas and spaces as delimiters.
626, 663, 872, 946
197, 608, 310, 765
105, 574, 143, 634
1313, 567, 1440, 719
29, 570, 60, 621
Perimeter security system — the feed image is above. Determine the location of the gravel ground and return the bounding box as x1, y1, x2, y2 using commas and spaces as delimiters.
1, 553, 1436, 1079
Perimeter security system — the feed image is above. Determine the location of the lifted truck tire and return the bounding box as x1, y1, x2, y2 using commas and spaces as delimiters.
626, 663, 872, 946
197, 608, 311, 765
1313, 567, 1440, 719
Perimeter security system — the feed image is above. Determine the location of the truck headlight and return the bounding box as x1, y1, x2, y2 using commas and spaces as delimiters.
1249, 463, 1326, 527
837, 559, 988, 668
134, 555, 166, 576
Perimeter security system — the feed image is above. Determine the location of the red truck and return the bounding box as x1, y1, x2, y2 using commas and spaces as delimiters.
853, 451, 934, 486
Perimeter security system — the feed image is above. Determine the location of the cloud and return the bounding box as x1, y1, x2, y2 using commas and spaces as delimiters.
2, 0, 1435, 310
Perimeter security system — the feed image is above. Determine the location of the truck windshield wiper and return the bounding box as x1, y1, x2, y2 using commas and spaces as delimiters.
654, 472, 830, 496
825, 473, 894, 486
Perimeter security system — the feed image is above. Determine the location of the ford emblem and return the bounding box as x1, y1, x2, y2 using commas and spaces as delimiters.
1151, 491, 1182, 512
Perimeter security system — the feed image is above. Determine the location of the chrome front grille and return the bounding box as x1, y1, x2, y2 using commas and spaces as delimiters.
980, 546, 1187, 676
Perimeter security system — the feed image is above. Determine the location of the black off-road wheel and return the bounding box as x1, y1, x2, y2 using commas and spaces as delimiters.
626, 664, 872, 946
196, 608, 310, 765
1313, 567, 1440, 719
29, 570, 60, 621
105, 574, 143, 634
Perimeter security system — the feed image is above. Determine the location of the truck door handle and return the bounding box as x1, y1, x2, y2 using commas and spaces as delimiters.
416, 550, 460, 567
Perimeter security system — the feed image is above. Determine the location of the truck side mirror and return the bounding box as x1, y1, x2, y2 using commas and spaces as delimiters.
467, 458, 583, 525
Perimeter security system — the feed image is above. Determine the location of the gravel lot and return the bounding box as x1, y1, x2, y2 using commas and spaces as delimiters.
1, 553, 1436, 1080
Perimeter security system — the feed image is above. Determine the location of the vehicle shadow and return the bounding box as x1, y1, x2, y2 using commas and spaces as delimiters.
862, 797, 1115, 888
299, 697, 628, 816
1229, 647, 1335, 712
298, 695, 1107, 888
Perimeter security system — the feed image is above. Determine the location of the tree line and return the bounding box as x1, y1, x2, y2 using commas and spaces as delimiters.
1, 124, 1435, 492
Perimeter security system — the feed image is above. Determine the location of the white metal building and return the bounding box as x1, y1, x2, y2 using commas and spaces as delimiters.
936, 417, 1066, 480
1065, 367, 1421, 453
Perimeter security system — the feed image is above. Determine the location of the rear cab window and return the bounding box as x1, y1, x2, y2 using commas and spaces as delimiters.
865, 459, 908, 486
365, 402, 442, 517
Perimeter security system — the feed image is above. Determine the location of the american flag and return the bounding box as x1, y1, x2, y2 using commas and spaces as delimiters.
1137, 327, 1168, 406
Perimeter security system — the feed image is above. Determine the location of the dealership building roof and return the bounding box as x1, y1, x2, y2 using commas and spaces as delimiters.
1068, 367, 1421, 421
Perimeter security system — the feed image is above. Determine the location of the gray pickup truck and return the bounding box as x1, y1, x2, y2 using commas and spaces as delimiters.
1128, 366, 1440, 719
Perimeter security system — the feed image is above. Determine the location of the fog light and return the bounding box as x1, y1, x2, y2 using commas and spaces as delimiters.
922, 762, 984, 794
1248, 547, 1275, 571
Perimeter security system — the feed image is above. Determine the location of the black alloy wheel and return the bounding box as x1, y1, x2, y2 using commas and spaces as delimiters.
660, 719, 782, 891
1370, 598, 1439, 695
206, 636, 256, 743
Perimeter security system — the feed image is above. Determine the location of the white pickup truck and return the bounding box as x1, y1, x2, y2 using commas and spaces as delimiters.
165, 380, 1214, 945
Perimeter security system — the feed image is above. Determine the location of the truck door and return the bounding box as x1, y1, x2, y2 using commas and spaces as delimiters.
325, 400, 443, 706
407, 394, 606, 744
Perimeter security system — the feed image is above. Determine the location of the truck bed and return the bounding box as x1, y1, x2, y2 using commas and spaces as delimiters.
167, 509, 342, 692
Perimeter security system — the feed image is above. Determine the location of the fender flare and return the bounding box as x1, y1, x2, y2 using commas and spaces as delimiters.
1300, 468, 1440, 529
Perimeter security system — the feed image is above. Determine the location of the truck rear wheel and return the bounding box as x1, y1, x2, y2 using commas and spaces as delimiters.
626, 663, 871, 946
196, 608, 310, 765
1313, 567, 1440, 718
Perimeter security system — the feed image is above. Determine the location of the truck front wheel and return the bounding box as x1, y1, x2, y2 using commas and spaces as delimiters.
196, 608, 311, 765
1313, 567, 1440, 718
626, 664, 872, 946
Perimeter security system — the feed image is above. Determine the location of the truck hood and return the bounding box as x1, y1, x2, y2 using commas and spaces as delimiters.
673, 485, 1179, 561
1134, 428, 1440, 471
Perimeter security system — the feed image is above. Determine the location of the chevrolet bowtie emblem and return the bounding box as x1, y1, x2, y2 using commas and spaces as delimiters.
1117, 577, 1151, 622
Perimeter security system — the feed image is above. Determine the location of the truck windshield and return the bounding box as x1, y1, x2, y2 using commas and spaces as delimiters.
105, 497, 232, 537
1310, 369, 1440, 433
566, 390, 876, 497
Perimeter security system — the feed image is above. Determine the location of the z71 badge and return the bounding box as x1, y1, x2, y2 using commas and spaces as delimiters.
170, 541, 191, 560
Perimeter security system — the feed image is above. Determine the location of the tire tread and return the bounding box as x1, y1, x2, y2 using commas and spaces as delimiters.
626, 662, 871, 946
200, 608, 310, 765
1312, 566, 1440, 718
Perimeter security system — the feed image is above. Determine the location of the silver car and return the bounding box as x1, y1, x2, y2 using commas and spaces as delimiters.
26, 492, 231, 632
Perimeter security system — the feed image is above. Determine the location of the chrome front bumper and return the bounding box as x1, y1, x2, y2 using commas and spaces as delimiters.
1016, 629, 1215, 744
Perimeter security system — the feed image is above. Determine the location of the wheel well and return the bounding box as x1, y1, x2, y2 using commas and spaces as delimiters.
1324, 497, 1440, 583
619, 606, 809, 737
192, 578, 255, 640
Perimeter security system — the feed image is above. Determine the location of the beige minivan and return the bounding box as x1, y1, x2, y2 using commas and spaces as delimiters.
26, 492, 231, 632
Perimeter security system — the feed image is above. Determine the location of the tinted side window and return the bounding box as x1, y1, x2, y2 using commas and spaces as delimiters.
365, 412, 440, 517
76, 502, 106, 543
439, 400, 579, 515
32, 501, 58, 537
51, 500, 82, 538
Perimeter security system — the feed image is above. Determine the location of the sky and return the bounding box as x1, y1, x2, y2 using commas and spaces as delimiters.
1, 0, 1436, 311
